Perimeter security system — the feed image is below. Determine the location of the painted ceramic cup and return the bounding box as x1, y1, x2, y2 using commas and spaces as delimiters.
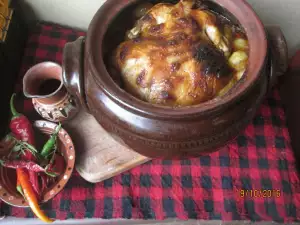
23, 62, 78, 122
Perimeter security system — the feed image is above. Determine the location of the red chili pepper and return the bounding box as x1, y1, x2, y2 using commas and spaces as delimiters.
47, 153, 65, 175
0, 159, 49, 172
9, 94, 35, 158
9, 94, 40, 196
40, 173, 47, 194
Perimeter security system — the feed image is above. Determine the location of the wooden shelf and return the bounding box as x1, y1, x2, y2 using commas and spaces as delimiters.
0, 1, 28, 138
0, 8, 13, 42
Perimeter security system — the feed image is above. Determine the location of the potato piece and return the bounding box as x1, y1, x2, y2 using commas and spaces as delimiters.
217, 79, 236, 97
233, 38, 248, 51
235, 70, 245, 80
228, 51, 248, 71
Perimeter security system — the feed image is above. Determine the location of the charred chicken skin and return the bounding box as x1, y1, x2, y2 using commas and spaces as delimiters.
113, 0, 248, 106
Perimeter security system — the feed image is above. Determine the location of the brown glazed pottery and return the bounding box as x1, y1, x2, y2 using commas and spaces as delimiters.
0, 120, 75, 207
62, 0, 288, 158
23, 62, 78, 123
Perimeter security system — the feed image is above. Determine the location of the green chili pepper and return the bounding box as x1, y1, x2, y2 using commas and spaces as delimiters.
40, 123, 61, 159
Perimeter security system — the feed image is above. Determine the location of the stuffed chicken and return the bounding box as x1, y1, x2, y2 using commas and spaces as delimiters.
113, 0, 249, 106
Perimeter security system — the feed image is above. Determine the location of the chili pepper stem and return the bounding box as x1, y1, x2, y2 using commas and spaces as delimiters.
8, 135, 39, 158
10, 93, 21, 118
54, 123, 62, 135
16, 185, 25, 198
45, 170, 58, 177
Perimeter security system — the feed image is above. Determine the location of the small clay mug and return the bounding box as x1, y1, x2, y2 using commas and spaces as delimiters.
23, 62, 79, 123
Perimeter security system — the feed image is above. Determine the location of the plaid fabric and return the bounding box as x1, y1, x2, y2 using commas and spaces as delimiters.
0, 22, 300, 222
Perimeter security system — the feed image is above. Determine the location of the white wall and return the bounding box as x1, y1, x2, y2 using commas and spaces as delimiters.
19, 0, 106, 31
247, 0, 300, 56
19, 0, 300, 56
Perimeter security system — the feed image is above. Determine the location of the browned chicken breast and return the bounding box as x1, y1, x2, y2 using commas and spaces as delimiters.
113, 0, 248, 106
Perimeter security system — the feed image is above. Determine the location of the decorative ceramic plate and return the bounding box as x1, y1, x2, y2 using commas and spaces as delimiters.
0, 120, 75, 207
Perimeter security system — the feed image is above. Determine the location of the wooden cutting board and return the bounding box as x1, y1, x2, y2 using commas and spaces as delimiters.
63, 108, 150, 183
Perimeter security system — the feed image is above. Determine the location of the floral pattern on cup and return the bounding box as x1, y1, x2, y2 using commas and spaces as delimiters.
33, 93, 78, 122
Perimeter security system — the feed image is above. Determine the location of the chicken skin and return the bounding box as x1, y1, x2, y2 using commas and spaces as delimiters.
114, 0, 248, 106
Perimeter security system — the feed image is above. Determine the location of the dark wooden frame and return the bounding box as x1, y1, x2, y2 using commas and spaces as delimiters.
0, 1, 28, 138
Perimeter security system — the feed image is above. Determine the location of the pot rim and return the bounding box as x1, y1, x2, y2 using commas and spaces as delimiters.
87, 0, 267, 118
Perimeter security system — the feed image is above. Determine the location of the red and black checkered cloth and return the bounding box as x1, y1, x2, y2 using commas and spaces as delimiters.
0, 23, 300, 222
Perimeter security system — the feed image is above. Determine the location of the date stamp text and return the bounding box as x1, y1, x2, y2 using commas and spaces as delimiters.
239, 189, 281, 198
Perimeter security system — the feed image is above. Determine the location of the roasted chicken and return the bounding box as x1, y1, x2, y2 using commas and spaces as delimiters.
113, 0, 248, 106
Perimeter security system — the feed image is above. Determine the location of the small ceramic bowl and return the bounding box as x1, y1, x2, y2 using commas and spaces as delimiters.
0, 120, 75, 207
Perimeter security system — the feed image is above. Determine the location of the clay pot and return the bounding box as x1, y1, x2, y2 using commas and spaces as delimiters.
62, 0, 288, 158
0, 120, 75, 207
23, 62, 78, 123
